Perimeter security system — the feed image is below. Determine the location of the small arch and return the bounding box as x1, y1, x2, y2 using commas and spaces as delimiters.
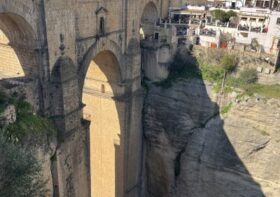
140, 2, 159, 39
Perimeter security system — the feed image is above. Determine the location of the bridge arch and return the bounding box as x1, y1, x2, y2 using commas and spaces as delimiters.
140, 1, 159, 39
79, 38, 124, 85
0, 12, 39, 78
82, 48, 125, 197
0, 0, 38, 33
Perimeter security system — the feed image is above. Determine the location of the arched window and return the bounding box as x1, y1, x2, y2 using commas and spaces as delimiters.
100, 17, 105, 35
101, 84, 105, 93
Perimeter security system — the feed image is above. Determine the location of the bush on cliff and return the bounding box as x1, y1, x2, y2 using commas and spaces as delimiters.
0, 134, 48, 197
0, 93, 55, 144
0, 93, 52, 196
220, 53, 238, 73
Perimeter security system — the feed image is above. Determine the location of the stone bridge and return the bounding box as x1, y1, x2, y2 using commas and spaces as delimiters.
0, 0, 182, 196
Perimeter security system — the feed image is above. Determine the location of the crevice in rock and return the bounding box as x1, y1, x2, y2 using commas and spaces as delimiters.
50, 151, 59, 197
248, 139, 270, 156
174, 148, 186, 179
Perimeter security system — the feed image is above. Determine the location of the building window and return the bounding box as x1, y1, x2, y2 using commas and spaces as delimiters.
240, 32, 248, 38
100, 17, 105, 35
154, 32, 159, 40
277, 18, 280, 25
101, 84, 105, 93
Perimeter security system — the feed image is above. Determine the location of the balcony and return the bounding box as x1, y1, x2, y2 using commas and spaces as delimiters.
200, 29, 217, 37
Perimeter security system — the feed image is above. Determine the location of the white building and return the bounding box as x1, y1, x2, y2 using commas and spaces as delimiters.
200, 7, 280, 55
224, 0, 246, 8
207, 0, 246, 8
236, 8, 280, 54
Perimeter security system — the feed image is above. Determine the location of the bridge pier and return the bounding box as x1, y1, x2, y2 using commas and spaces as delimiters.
0, 0, 172, 196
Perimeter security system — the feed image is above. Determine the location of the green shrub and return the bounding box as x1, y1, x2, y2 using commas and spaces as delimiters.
199, 63, 224, 82
210, 9, 237, 23
220, 54, 238, 73
226, 76, 244, 87
239, 68, 258, 84
226, 76, 280, 99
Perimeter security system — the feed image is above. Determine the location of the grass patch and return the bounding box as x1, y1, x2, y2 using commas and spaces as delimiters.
221, 102, 232, 114
245, 84, 280, 99
226, 76, 280, 99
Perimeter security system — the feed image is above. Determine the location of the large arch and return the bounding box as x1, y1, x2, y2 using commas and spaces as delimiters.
140, 1, 159, 39
82, 50, 125, 197
0, 12, 38, 79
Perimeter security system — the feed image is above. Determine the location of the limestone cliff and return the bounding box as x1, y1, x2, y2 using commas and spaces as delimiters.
143, 79, 280, 197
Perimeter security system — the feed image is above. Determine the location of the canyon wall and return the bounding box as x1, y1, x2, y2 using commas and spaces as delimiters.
144, 79, 280, 197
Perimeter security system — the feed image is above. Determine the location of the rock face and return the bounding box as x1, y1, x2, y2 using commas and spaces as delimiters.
143, 79, 280, 197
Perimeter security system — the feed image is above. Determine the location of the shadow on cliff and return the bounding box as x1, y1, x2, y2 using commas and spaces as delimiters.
143, 45, 265, 197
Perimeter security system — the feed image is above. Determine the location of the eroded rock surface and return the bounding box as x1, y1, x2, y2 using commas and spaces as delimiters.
144, 79, 280, 197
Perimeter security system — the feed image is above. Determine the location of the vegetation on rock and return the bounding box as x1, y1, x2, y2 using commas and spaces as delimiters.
0, 92, 54, 196
196, 51, 280, 99
220, 54, 238, 73
0, 134, 49, 197
155, 46, 280, 100
0, 93, 54, 144
239, 68, 258, 84
221, 102, 232, 114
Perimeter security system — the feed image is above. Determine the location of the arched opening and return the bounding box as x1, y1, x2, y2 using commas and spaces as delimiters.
99, 17, 105, 35
0, 13, 38, 79
82, 51, 125, 197
140, 2, 159, 40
